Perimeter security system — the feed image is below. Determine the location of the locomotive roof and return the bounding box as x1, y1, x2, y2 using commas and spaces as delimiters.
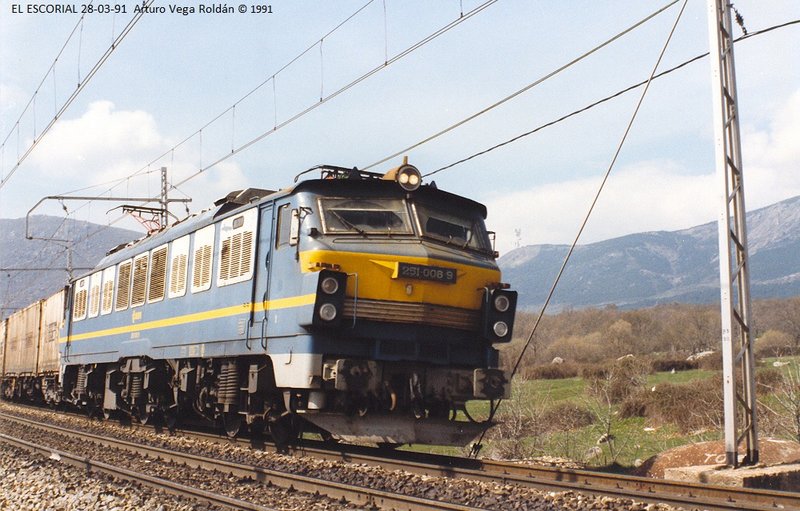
87, 175, 487, 278
291, 178, 488, 219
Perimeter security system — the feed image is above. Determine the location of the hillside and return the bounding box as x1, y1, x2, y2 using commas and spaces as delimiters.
0, 216, 141, 316
499, 195, 800, 310
5, 196, 800, 316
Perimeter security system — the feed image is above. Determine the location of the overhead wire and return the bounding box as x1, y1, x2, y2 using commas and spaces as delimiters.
2, 0, 501, 312
425, 18, 800, 178
0, 1, 93, 156
0, 0, 155, 191
108, 0, 379, 190
6, 9, 797, 314
4, 0, 381, 290
44, 0, 498, 209
360, 0, 680, 171
470, 0, 690, 457
170, 0, 499, 189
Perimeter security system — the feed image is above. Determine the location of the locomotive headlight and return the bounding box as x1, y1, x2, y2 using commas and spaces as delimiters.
493, 294, 510, 312
312, 270, 346, 329
319, 303, 338, 321
483, 289, 516, 342
320, 276, 339, 295
396, 165, 421, 191
384, 163, 422, 192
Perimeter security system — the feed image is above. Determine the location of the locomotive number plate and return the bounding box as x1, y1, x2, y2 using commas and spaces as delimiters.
397, 262, 457, 284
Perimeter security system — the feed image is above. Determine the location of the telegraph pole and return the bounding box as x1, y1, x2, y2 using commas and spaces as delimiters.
707, 0, 758, 467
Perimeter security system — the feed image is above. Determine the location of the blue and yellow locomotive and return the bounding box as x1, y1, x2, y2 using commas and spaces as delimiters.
52, 162, 517, 445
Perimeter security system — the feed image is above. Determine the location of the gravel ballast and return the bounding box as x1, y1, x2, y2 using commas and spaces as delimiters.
0, 401, 684, 510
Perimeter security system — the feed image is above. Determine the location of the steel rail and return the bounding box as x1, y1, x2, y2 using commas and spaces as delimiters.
156, 424, 799, 511
287, 442, 800, 511
3, 403, 798, 510
0, 432, 277, 511
0, 411, 480, 511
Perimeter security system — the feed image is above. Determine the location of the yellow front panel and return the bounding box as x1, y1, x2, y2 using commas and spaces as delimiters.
300, 250, 500, 310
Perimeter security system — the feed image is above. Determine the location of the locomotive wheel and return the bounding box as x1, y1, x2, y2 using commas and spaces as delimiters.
85, 401, 102, 419
268, 414, 298, 448
223, 412, 243, 438
136, 405, 153, 425
165, 408, 179, 432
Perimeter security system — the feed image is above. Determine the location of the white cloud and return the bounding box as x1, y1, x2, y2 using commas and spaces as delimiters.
27, 101, 163, 181
488, 88, 800, 254
3, 100, 247, 225
486, 163, 717, 253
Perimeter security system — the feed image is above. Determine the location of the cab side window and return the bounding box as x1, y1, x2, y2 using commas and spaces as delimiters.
276, 204, 292, 248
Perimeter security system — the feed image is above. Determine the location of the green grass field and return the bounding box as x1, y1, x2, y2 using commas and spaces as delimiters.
409, 357, 798, 467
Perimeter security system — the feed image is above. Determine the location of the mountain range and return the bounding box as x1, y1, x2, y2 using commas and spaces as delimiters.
0, 216, 140, 316
499, 195, 800, 310
3, 195, 800, 316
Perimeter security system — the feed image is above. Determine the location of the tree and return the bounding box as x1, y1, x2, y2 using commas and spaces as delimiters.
755, 329, 794, 358
605, 319, 635, 357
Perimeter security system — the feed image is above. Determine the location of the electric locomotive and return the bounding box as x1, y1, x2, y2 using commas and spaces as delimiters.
51, 162, 517, 445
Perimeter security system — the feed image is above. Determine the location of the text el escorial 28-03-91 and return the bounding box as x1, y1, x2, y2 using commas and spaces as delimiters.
11, 4, 272, 15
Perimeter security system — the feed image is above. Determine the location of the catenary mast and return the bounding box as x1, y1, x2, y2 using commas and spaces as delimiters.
707, 0, 758, 467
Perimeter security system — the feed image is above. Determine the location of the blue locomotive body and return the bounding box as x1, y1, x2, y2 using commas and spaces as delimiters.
9, 164, 517, 446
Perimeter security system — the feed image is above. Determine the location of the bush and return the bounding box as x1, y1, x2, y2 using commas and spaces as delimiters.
756, 330, 795, 358
756, 367, 785, 391
584, 357, 652, 404
646, 374, 723, 432
542, 332, 608, 364
650, 358, 698, 372
579, 363, 608, 380
540, 402, 594, 432
618, 390, 650, 418
525, 362, 581, 380
697, 352, 723, 371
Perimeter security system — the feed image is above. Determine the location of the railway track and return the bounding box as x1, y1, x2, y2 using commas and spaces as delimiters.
147, 417, 798, 511
0, 432, 274, 511
296, 444, 800, 511
1, 403, 798, 510
0, 411, 487, 511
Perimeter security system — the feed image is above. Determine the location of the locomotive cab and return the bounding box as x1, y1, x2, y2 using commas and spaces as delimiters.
278, 163, 517, 445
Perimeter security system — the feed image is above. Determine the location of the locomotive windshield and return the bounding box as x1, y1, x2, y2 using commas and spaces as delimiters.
414, 203, 492, 252
318, 196, 492, 252
320, 198, 413, 234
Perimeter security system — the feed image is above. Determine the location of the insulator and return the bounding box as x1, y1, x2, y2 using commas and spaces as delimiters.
218, 360, 239, 406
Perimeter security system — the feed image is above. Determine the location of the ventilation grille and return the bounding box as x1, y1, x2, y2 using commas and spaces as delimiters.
170, 253, 187, 295
101, 280, 114, 314
343, 299, 478, 330
192, 245, 212, 290
219, 231, 254, 284
131, 255, 149, 306
148, 246, 168, 302
116, 262, 132, 310
73, 289, 87, 320
88, 284, 100, 317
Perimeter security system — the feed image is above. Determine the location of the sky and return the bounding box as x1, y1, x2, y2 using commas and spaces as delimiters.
1, 0, 799, 255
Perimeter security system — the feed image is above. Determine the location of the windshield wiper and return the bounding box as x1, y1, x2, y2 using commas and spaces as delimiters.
331, 210, 367, 237
461, 229, 474, 249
